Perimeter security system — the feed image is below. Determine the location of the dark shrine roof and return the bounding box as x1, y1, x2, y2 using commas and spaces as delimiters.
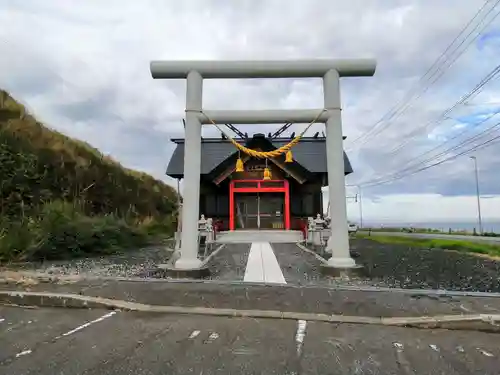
166, 134, 353, 179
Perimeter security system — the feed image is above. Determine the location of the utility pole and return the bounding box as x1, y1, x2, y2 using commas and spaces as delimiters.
356, 185, 364, 229
327, 193, 357, 218
345, 184, 363, 228
470, 156, 483, 234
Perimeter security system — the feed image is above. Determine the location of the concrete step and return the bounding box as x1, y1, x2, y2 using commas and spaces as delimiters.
215, 230, 303, 244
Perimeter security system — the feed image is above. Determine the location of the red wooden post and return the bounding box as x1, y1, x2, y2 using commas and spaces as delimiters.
229, 181, 235, 231
284, 179, 290, 230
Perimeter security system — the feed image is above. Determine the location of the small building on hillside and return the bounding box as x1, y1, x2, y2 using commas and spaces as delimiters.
166, 133, 353, 231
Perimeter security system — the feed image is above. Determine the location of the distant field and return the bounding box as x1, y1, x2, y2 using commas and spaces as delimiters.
357, 233, 500, 258
364, 227, 500, 237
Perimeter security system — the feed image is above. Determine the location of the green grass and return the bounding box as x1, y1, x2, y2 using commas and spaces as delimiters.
0, 90, 178, 263
356, 233, 500, 258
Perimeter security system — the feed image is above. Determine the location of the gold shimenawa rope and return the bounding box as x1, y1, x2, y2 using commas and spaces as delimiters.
196, 109, 327, 159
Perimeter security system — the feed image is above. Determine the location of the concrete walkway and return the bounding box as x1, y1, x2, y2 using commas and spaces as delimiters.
243, 242, 286, 284
207, 242, 325, 286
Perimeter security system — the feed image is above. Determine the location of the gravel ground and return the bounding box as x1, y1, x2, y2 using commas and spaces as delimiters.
204, 244, 250, 281
274, 243, 392, 288
3, 236, 500, 294
349, 238, 500, 293
0, 245, 174, 279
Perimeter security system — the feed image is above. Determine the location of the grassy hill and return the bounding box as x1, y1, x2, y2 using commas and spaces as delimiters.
0, 90, 178, 262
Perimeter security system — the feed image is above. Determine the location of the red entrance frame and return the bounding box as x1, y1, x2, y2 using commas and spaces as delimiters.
229, 179, 290, 231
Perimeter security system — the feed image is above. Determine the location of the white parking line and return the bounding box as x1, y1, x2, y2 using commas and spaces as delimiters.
208, 332, 219, 341
15, 349, 32, 358
393, 342, 404, 352
477, 348, 494, 357
244, 242, 286, 284
54, 311, 117, 339
189, 330, 201, 339
5, 311, 118, 363
429, 344, 439, 352
204, 332, 219, 344
295, 320, 307, 355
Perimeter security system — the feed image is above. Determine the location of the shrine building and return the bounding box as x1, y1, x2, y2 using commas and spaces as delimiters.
166, 132, 353, 231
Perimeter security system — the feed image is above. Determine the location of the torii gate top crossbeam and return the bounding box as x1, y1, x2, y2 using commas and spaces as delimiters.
150, 59, 376, 79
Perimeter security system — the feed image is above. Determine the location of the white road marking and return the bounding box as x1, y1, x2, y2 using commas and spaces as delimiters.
206, 332, 219, 342
393, 342, 404, 352
7, 312, 117, 363
429, 344, 439, 352
189, 330, 201, 339
54, 311, 117, 339
477, 348, 494, 357
295, 320, 307, 355
459, 304, 471, 312
232, 348, 258, 355
15, 350, 32, 358
244, 242, 286, 284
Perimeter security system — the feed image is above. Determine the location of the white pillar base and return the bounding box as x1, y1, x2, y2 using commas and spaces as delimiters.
326, 256, 356, 268
174, 256, 203, 270
325, 236, 356, 268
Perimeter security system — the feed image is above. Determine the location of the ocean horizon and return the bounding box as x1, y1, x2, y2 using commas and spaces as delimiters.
356, 220, 500, 233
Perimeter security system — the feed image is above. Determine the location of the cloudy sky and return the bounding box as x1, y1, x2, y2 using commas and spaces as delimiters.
1, 0, 500, 226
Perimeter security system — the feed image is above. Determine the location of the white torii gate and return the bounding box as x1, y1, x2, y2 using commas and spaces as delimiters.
150, 59, 376, 272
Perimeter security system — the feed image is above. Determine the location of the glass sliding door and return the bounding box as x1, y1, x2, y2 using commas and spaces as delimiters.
230, 180, 290, 230
234, 193, 259, 229
258, 193, 285, 229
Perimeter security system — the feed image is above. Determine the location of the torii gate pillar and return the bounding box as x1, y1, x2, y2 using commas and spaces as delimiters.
150, 59, 376, 271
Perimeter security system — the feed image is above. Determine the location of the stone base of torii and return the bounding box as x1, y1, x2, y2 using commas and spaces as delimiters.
150, 59, 376, 275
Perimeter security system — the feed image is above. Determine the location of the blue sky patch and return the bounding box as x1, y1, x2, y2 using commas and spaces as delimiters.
477, 30, 500, 50
455, 107, 500, 126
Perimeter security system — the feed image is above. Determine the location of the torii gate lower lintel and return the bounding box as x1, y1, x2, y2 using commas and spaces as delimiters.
150, 59, 377, 271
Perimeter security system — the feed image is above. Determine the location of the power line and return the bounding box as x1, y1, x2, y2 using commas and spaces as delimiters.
383, 64, 500, 156
348, 0, 500, 151
352, 67, 500, 188
349, 0, 500, 150
357, 119, 500, 187
353, 63, 500, 189
397, 109, 500, 164
366, 117, 500, 186
359, 128, 500, 188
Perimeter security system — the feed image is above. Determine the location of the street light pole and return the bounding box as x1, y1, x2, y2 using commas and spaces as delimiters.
470, 156, 483, 234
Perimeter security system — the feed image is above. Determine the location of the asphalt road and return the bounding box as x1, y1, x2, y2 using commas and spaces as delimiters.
1, 305, 499, 374
363, 231, 500, 243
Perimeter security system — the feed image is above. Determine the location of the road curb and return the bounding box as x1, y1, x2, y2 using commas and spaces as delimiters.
3, 271, 500, 298
1, 290, 499, 332
295, 242, 328, 264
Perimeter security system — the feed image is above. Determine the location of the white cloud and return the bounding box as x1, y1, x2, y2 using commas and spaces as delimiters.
347, 193, 499, 225
1, 0, 500, 222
